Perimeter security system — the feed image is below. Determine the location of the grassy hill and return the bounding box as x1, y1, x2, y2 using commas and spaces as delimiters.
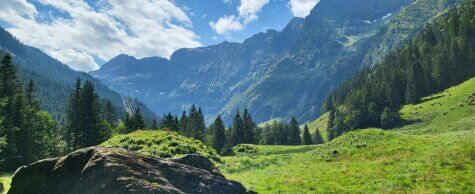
101, 130, 220, 162
220, 77, 475, 193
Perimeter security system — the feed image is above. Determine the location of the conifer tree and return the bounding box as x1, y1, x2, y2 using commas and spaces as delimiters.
151, 118, 158, 130
66, 78, 81, 150
210, 115, 226, 154
242, 109, 255, 143
229, 110, 244, 146
302, 124, 313, 145
289, 117, 301, 145
179, 110, 188, 134
131, 107, 146, 131
313, 128, 324, 144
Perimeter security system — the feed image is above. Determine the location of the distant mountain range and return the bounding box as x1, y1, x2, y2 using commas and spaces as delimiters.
0, 27, 157, 122
91, 0, 465, 124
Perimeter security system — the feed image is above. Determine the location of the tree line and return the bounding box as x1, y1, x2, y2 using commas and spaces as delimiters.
321, 2, 475, 140
0, 54, 61, 171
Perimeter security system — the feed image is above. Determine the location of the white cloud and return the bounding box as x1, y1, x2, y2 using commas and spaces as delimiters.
209, 15, 243, 35
210, 0, 269, 35
289, 0, 319, 18
0, 0, 201, 72
238, 0, 269, 23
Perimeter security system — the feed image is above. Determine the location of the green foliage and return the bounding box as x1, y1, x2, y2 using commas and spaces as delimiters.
288, 117, 301, 145
301, 125, 313, 145
221, 76, 475, 193
101, 130, 220, 162
0, 54, 62, 171
210, 115, 226, 154
0, 173, 11, 193
159, 112, 178, 131
324, 2, 475, 138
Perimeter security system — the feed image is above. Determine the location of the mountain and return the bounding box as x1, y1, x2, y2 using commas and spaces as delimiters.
92, 0, 465, 124
0, 27, 157, 122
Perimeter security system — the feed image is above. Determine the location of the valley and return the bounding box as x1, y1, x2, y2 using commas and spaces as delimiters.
0, 0, 474, 193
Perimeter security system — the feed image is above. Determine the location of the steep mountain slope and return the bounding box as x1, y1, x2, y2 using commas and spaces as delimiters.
221, 77, 475, 193
92, 0, 464, 124
0, 27, 157, 121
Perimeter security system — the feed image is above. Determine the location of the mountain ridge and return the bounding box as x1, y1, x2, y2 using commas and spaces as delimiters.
92, 0, 465, 124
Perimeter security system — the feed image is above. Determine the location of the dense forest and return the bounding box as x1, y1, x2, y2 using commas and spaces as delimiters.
322, 2, 475, 139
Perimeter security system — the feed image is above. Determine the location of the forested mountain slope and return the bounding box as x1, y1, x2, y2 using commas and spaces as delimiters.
0, 27, 157, 121
92, 0, 465, 124
323, 1, 475, 138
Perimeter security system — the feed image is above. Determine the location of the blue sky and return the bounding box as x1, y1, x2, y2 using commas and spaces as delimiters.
0, 0, 319, 71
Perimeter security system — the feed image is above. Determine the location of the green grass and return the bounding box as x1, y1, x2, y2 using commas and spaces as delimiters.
0, 173, 12, 194
221, 77, 475, 193
101, 130, 220, 162
307, 111, 329, 142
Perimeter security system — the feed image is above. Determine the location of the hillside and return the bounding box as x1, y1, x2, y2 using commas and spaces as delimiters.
91, 0, 465, 124
219, 77, 475, 193
101, 130, 220, 162
0, 27, 157, 121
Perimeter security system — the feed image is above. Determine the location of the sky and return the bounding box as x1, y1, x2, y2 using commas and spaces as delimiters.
0, 0, 319, 72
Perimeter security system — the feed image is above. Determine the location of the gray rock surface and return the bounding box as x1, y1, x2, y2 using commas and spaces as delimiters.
8, 147, 247, 194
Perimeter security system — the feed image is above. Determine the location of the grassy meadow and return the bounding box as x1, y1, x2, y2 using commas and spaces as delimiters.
220, 77, 475, 193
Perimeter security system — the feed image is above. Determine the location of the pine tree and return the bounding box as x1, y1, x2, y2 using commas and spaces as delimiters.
210, 115, 226, 154
229, 110, 244, 146
289, 117, 301, 145
151, 118, 158, 130
313, 128, 324, 145
302, 124, 313, 145
326, 110, 336, 141
0, 54, 22, 169
187, 105, 205, 141
102, 100, 117, 128
131, 107, 146, 131
79, 81, 101, 147
242, 109, 255, 144
66, 78, 81, 150
179, 111, 188, 134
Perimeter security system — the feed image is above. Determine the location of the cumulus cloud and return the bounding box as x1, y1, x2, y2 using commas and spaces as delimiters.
0, 0, 201, 72
238, 0, 269, 23
210, 0, 269, 35
289, 0, 320, 18
209, 15, 243, 35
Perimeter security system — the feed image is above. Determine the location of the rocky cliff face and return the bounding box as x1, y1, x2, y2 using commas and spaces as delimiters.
8, 147, 247, 194
91, 0, 463, 124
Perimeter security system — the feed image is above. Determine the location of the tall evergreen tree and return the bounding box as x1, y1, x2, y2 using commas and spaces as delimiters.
242, 109, 255, 144
179, 111, 188, 134
131, 107, 146, 131
229, 110, 244, 146
79, 81, 101, 147
66, 78, 81, 150
151, 118, 158, 130
288, 117, 301, 145
210, 115, 226, 154
302, 124, 313, 145
313, 128, 324, 145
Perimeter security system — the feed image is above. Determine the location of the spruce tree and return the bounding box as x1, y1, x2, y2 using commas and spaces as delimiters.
229, 110, 244, 146
131, 107, 146, 131
242, 109, 255, 143
79, 81, 101, 147
289, 117, 301, 145
210, 115, 226, 154
313, 128, 324, 144
302, 124, 313, 145
66, 78, 81, 150
179, 111, 187, 134
151, 118, 158, 130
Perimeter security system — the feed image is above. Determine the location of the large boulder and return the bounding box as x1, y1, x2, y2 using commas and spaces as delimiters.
8, 147, 247, 194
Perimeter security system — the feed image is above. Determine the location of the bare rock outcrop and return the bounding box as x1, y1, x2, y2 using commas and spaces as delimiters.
8, 147, 247, 194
